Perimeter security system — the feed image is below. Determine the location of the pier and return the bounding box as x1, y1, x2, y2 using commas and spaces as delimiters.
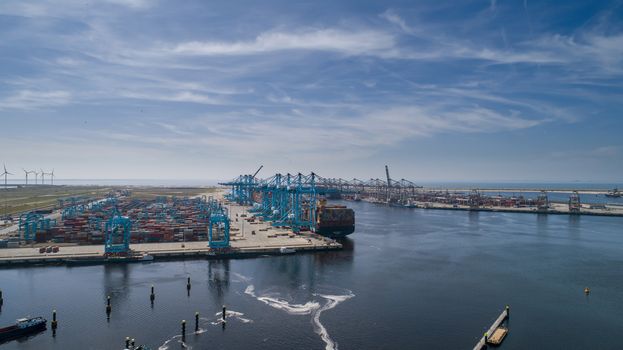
473, 306, 509, 350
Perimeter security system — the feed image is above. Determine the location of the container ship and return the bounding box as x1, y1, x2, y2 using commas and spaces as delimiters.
315, 200, 355, 237
0, 317, 47, 342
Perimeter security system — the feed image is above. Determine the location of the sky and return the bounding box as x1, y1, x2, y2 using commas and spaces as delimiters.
0, 0, 622, 183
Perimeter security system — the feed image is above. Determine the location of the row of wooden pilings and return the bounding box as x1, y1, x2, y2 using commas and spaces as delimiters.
117, 276, 228, 349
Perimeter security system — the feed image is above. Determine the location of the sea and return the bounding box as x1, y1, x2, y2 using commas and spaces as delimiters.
1, 198, 623, 349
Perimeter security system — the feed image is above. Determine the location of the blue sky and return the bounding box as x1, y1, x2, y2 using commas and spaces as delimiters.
0, 0, 621, 182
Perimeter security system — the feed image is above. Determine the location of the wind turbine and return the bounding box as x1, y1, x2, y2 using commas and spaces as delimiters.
1, 164, 12, 188
40, 169, 45, 185
33, 170, 39, 185
1, 164, 11, 219
23, 168, 31, 185
49, 169, 55, 185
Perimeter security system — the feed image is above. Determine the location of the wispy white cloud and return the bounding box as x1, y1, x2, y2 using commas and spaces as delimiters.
0, 90, 71, 110
380, 9, 417, 35
0, 0, 151, 18
529, 33, 623, 74
104, 0, 153, 9
88, 105, 544, 162
171, 29, 395, 56
154, 122, 193, 136
117, 91, 223, 105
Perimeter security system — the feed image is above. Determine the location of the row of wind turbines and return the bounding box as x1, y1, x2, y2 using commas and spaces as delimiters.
1, 164, 56, 186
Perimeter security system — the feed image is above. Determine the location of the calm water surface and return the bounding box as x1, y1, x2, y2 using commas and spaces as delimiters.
1, 201, 622, 349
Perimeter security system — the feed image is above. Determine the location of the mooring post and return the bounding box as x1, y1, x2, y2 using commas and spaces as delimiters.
106, 295, 111, 314
0, 289, 3, 306
222, 305, 227, 321
51, 310, 58, 329
150, 285, 155, 302
187, 277, 191, 291
125, 337, 130, 348
182, 319, 186, 334
131, 338, 135, 348
506, 305, 510, 317
195, 312, 199, 332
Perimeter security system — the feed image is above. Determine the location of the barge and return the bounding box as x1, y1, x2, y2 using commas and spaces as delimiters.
0, 317, 47, 342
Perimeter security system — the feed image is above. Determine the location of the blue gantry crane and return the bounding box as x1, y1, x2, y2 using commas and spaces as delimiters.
208, 205, 230, 249
18, 212, 57, 242
104, 215, 131, 255
221, 172, 319, 234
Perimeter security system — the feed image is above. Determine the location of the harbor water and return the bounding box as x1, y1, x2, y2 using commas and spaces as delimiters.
1, 200, 623, 349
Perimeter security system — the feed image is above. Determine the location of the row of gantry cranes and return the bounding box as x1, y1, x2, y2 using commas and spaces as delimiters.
17, 193, 231, 254
223, 165, 589, 216
100, 195, 231, 255
220, 166, 410, 234
221, 166, 424, 234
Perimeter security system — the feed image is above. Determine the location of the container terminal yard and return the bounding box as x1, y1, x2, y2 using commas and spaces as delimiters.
0, 171, 347, 266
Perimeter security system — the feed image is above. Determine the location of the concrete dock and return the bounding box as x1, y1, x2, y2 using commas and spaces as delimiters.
0, 202, 342, 267
382, 201, 623, 217
473, 306, 510, 350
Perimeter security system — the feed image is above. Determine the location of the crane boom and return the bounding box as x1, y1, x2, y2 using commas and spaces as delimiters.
252, 165, 263, 178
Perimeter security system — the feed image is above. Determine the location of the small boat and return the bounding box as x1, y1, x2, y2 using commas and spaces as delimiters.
486, 326, 508, 345
605, 188, 621, 198
0, 317, 47, 342
279, 247, 296, 254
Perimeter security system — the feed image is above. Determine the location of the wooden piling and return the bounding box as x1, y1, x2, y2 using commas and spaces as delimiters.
195, 312, 199, 332
106, 295, 111, 313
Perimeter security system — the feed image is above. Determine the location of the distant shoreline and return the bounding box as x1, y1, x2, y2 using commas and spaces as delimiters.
435, 188, 612, 195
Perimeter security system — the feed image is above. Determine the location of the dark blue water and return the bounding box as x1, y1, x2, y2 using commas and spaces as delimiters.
1, 201, 623, 349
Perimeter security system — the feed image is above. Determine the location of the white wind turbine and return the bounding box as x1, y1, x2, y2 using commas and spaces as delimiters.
1, 164, 12, 188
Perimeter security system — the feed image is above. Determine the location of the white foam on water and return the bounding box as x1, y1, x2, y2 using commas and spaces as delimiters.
194, 327, 208, 335
212, 310, 254, 324
312, 293, 356, 350
232, 272, 252, 283
245, 285, 320, 315
158, 334, 190, 350
244, 285, 355, 350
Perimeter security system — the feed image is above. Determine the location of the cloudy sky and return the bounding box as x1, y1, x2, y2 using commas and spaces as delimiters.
0, 0, 622, 183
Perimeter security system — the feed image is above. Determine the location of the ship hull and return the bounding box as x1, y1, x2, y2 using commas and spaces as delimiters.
0, 322, 46, 342
66, 255, 153, 266
315, 225, 355, 238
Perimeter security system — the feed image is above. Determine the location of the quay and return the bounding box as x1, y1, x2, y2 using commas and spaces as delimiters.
473, 306, 510, 350
399, 201, 623, 217
0, 202, 342, 267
